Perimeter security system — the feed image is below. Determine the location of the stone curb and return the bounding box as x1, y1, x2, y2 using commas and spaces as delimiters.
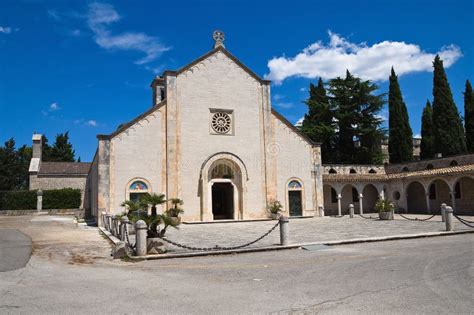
96, 228, 473, 261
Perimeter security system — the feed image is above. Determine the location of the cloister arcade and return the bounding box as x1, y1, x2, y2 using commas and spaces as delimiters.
323, 173, 474, 216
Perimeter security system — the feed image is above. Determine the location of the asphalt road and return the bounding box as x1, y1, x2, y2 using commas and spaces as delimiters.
1, 234, 472, 314
0, 229, 31, 272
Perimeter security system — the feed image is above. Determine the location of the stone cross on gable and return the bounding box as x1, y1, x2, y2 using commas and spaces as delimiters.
213, 30, 225, 48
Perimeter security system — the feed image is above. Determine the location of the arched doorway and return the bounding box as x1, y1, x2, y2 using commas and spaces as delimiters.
207, 159, 242, 220
287, 179, 303, 217
362, 184, 379, 213
406, 181, 427, 213
452, 176, 474, 215
341, 184, 359, 215
428, 179, 452, 213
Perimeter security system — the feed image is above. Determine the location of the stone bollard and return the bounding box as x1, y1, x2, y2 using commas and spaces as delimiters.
441, 203, 447, 222
445, 206, 454, 231
36, 190, 43, 212
135, 220, 147, 256
349, 204, 354, 218
279, 216, 289, 246
120, 216, 129, 242
319, 206, 325, 217
105, 214, 111, 230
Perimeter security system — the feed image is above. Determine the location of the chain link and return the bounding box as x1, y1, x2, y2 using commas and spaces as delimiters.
396, 212, 436, 221
358, 213, 378, 220
453, 214, 474, 228
157, 221, 280, 251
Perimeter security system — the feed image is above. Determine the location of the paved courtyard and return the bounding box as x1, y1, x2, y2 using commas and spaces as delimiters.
154, 214, 473, 253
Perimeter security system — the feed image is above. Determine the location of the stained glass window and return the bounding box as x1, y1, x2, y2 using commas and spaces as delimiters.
288, 180, 302, 189
130, 181, 148, 191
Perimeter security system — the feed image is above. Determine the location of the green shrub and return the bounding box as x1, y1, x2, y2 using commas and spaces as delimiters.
0, 190, 37, 210
43, 188, 81, 209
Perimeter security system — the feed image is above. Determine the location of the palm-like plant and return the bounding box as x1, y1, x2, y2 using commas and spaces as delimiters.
144, 213, 180, 238
167, 198, 184, 217
374, 198, 394, 213
140, 193, 166, 217
120, 200, 141, 215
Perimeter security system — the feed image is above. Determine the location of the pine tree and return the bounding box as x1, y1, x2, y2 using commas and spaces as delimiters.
388, 68, 413, 163
42, 135, 53, 161
432, 55, 466, 156
328, 71, 385, 164
464, 80, 474, 153
48, 132, 75, 162
17, 145, 32, 189
301, 78, 336, 163
420, 101, 435, 159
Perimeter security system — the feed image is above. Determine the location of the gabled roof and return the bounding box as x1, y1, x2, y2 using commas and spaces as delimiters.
271, 108, 320, 147
39, 162, 91, 176
157, 46, 271, 85
97, 100, 166, 140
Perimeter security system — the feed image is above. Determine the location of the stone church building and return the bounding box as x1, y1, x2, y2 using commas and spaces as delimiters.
29, 32, 474, 222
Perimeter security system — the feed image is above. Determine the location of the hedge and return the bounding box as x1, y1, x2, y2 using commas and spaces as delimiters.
42, 188, 81, 209
0, 188, 81, 210
0, 190, 37, 210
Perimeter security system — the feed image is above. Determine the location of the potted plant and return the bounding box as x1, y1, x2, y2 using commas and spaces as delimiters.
140, 193, 166, 217
267, 200, 283, 220
375, 198, 394, 220
166, 198, 184, 225
144, 213, 180, 254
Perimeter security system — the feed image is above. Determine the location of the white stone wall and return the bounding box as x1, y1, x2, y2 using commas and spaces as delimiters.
109, 109, 164, 214
272, 115, 317, 216
176, 51, 267, 220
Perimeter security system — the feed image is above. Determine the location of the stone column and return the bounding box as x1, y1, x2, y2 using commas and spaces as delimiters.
120, 216, 129, 242
337, 194, 342, 217
279, 216, 289, 246
36, 190, 43, 212
445, 206, 454, 231
359, 193, 364, 215
441, 203, 447, 222
425, 193, 431, 214
135, 220, 147, 256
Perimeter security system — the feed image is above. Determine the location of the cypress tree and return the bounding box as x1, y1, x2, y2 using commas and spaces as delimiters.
420, 101, 435, 159
48, 132, 76, 162
464, 80, 474, 153
301, 78, 336, 163
388, 68, 413, 163
432, 55, 466, 156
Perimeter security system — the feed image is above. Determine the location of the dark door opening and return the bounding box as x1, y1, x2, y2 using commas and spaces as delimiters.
289, 191, 302, 217
212, 183, 234, 220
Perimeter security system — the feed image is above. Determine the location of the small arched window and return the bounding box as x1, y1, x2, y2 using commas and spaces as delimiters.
328, 168, 337, 174
450, 160, 458, 166
128, 180, 150, 202
402, 167, 409, 172
426, 164, 434, 170
349, 169, 357, 174
368, 169, 377, 174
288, 180, 302, 189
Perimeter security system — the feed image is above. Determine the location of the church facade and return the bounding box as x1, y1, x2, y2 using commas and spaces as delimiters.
29, 32, 474, 221
86, 33, 323, 222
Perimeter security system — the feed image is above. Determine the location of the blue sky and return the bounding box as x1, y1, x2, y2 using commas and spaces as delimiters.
1, 0, 472, 161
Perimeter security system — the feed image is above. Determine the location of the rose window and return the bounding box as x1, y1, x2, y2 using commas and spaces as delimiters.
211, 112, 232, 134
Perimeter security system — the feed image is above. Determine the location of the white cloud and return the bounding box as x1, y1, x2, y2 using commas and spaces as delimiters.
47, 9, 61, 21
299, 87, 306, 92
0, 26, 12, 34
87, 2, 169, 65
49, 102, 60, 111
414, 133, 421, 139
273, 94, 284, 101
70, 29, 81, 36
274, 102, 294, 109
266, 31, 462, 84
295, 116, 304, 127
86, 120, 97, 127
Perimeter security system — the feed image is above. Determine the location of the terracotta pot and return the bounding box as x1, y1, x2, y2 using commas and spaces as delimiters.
146, 237, 167, 254
270, 212, 280, 220
170, 216, 181, 225
379, 211, 393, 220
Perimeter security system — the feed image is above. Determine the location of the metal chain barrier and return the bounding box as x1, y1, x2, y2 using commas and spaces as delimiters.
157, 221, 280, 251
453, 214, 474, 228
358, 213, 378, 220
396, 212, 436, 221
124, 222, 136, 249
